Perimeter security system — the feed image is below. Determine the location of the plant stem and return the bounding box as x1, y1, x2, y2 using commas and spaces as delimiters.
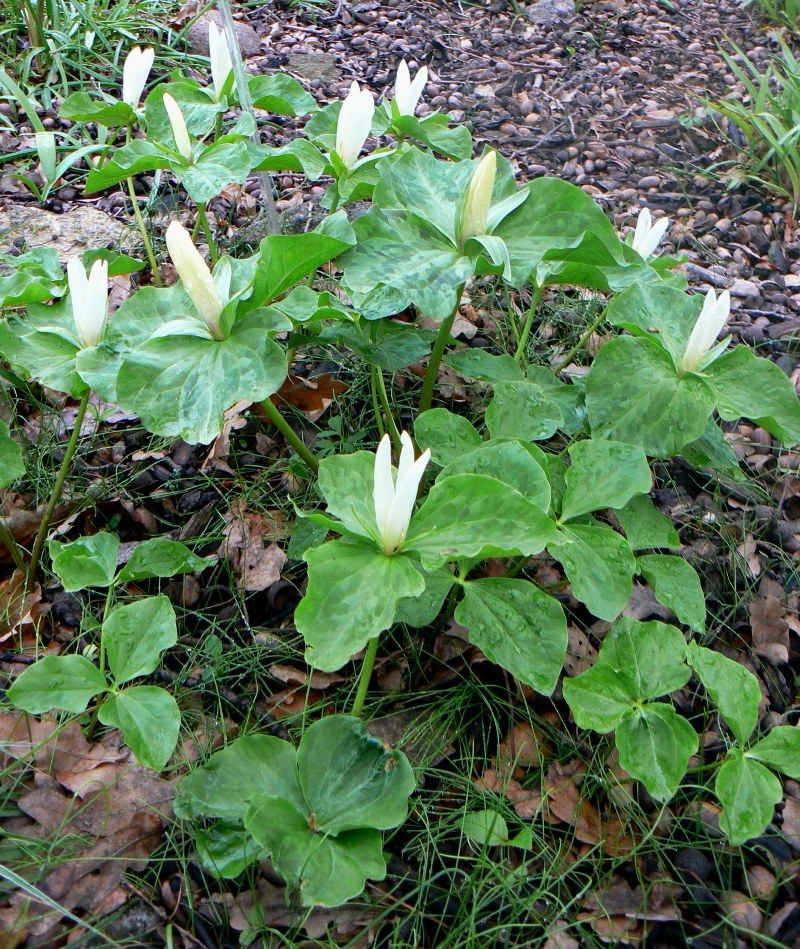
553, 309, 605, 374
373, 364, 401, 450
196, 203, 219, 264
26, 388, 91, 585
260, 397, 319, 474
351, 636, 379, 718
0, 510, 25, 572
126, 177, 163, 287
98, 584, 114, 678
418, 293, 462, 414
369, 366, 385, 439
514, 283, 543, 362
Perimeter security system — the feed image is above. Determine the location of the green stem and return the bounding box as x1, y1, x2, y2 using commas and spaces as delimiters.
373, 365, 401, 450
418, 292, 462, 414
0, 508, 25, 572
126, 177, 162, 287
351, 636, 379, 718
553, 309, 605, 374
196, 203, 219, 264
513, 283, 542, 362
213, 111, 223, 141
369, 365, 385, 439
260, 398, 319, 474
26, 388, 91, 585
98, 584, 114, 678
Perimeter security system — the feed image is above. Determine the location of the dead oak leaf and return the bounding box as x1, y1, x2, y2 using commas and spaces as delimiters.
220, 502, 288, 591
750, 579, 790, 664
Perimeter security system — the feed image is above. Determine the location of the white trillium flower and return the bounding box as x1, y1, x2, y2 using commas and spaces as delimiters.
458, 150, 497, 247
394, 59, 428, 117
373, 431, 430, 556
208, 21, 234, 102
163, 93, 194, 164
680, 289, 732, 374
121, 46, 154, 110
166, 220, 225, 340
631, 207, 670, 260
334, 81, 375, 169
67, 257, 109, 348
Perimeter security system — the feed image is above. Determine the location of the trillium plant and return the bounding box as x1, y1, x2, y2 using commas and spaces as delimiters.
2, 33, 800, 917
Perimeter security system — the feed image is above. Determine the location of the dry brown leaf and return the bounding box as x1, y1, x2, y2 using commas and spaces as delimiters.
0, 570, 45, 643
201, 400, 252, 473
275, 372, 347, 421
750, 577, 791, 664
220, 501, 288, 591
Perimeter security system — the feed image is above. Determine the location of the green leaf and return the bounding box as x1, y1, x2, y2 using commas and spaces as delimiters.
455, 577, 567, 694
251, 139, 328, 180
414, 408, 483, 466
562, 663, 636, 732
0, 247, 64, 307
0, 299, 85, 397
394, 566, 454, 627
461, 809, 510, 846
143, 81, 225, 141
445, 349, 524, 383
485, 381, 564, 442
406, 474, 557, 569
174, 734, 302, 821
178, 140, 251, 203
705, 345, 800, 447
98, 685, 180, 772
595, 616, 690, 701
195, 821, 267, 879
604, 282, 701, 367
439, 439, 551, 513
296, 541, 424, 672
7, 655, 108, 714
297, 715, 416, 834
686, 643, 760, 746
103, 595, 177, 685
252, 220, 355, 305
680, 419, 746, 482
525, 365, 585, 436
548, 523, 636, 621
636, 554, 706, 633
586, 337, 715, 457
49, 532, 120, 592
248, 73, 317, 116
84, 139, 178, 193
716, 751, 782, 846
316, 450, 377, 541
116, 538, 213, 582
492, 176, 653, 290
392, 112, 473, 161
114, 310, 287, 444
245, 795, 386, 907
59, 91, 136, 128
615, 494, 679, 551
0, 421, 25, 488
615, 703, 698, 802
748, 726, 800, 779
561, 438, 652, 521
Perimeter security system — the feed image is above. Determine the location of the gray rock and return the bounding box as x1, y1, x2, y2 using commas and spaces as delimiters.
524, 0, 576, 25
187, 11, 261, 58
287, 52, 339, 82
0, 204, 137, 260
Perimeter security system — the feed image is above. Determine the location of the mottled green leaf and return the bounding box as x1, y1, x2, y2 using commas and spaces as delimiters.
716, 751, 782, 846
49, 532, 120, 592
98, 685, 180, 771
637, 554, 706, 633
103, 595, 177, 685
687, 642, 760, 746
561, 438, 652, 521
7, 655, 107, 714
615, 703, 698, 801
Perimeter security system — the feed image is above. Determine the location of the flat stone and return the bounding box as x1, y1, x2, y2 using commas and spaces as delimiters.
0, 204, 137, 260
186, 12, 261, 58
524, 0, 576, 25
286, 52, 339, 82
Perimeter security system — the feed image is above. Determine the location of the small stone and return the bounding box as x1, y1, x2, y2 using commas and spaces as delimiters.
187, 12, 261, 58
287, 52, 339, 82
524, 0, 576, 25
0, 204, 137, 260
729, 278, 759, 299
638, 175, 660, 188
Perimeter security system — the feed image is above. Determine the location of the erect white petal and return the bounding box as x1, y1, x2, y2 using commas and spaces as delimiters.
631, 207, 669, 259
67, 256, 108, 348
208, 21, 233, 102
372, 433, 395, 544
335, 81, 374, 168
163, 93, 193, 163
393, 60, 427, 116
680, 289, 731, 373
458, 150, 497, 246
387, 446, 430, 552
406, 64, 428, 116
166, 220, 224, 339
122, 46, 154, 109
396, 430, 416, 481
